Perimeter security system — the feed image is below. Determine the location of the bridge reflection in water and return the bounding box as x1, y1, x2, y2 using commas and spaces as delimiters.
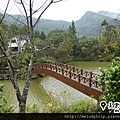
33, 62, 103, 101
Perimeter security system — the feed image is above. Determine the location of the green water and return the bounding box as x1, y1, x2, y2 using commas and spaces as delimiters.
0, 61, 111, 112
68, 61, 111, 73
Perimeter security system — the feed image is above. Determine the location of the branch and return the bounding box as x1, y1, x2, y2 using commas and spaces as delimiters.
0, 55, 5, 58
35, 42, 61, 52
20, 0, 30, 28
30, 0, 33, 28
53, 0, 63, 3
33, 1, 53, 28
35, 45, 50, 52
0, 0, 10, 24
32, 0, 48, 15
13, 0, 28, 21
32, 0, 35, 11
0, 10, 27, 27
33, 0, 63, 28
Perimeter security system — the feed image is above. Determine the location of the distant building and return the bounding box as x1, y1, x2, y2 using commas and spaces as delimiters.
8, 36, 29, 53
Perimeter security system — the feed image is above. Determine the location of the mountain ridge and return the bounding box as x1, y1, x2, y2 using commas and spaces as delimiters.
98, 10, 118, 19
2, 10, 117, 37
75, 11, 116, 36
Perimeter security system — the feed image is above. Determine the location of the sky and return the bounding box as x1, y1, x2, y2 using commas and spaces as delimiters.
0, 0, 120, 22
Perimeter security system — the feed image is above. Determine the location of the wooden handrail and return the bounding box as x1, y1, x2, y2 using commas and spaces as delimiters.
33, 62, 102, 91
33, 62, 103, 100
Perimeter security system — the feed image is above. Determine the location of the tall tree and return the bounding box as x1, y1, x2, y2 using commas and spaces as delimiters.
0, 0, 64, 113
68, 20, 78, 57
40, 31, 46, 40
55, 36, 73, 63
68, 20, 76, 35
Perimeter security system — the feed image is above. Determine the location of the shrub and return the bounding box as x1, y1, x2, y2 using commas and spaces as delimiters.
43, 90, 98, 113
69, 99, 98, 113
26, 103, 39, 113
98, 57, 120, 112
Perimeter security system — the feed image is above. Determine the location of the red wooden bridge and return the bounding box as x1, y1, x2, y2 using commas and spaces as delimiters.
33, 62, 103, 101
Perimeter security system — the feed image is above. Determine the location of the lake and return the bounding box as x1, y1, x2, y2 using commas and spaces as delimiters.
0, 61, 111, 112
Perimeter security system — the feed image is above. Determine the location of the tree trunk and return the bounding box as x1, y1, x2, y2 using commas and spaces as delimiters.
19, 53, 34, 113
19, 99, 26, 113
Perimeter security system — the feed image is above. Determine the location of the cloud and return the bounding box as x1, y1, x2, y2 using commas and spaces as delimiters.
0, 0, 120, 22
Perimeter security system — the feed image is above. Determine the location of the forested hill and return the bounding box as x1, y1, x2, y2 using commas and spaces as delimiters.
3, 11, 116, 36
75, 11, 116, 36
3, 14, 71, 34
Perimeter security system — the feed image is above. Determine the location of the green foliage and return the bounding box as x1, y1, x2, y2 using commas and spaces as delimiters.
69, 99, 98, 113
46, 29, 74, 63
34, 31, 46, 40
0, 84, 14, 113
43, 90, 98, 113
55, 36, 73, 63
101, 19, 108, 26
0, 25, 8, 49
0, 84, 6, 105
39, 56, 56, 63
39, 31, 46, 40
47, 30, 64, 45
68, 20, 76, 36
74, 21, 120, 61
0, 58, 7, 69
26, 103, 39, 113
9, 24, 19, 36
98, 57, 120, 111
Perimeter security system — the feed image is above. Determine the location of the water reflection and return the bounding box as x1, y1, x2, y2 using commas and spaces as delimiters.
1, 77, 94, 112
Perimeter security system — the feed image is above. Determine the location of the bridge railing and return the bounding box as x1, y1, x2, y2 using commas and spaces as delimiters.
0, 68, 10, 74
33, 62, 103, 92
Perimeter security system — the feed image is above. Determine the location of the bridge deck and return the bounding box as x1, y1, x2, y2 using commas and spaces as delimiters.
33, 62, 103, 101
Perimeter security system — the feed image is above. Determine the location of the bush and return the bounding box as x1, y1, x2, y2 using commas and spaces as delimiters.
98, 57, 120, 112
37, 56, 56, 63
26, 103, 39, 113
69, 99, 98, 113
43, 90, 98, 113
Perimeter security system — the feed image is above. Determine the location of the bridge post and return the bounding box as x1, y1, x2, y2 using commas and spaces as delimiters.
73, 67, 75, 72
81, 69, 83, 75
69, 71, 71, 78
89, 72, 92, 87
55, 66, 57, 72
78, 74, 81, 82
62, 68, 64, 75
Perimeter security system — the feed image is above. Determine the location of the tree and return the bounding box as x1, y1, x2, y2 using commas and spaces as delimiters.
47, 29, 64, 45
98, 57, 120, 112
98, 20, 120, 61
68, 20, 76, 35
0, 0, 64, 113
9, 24, 20, 36
40, 31, 46, 40
55, 36, 73, 63
46, 29, 74, 61
68, 20, 78, 57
